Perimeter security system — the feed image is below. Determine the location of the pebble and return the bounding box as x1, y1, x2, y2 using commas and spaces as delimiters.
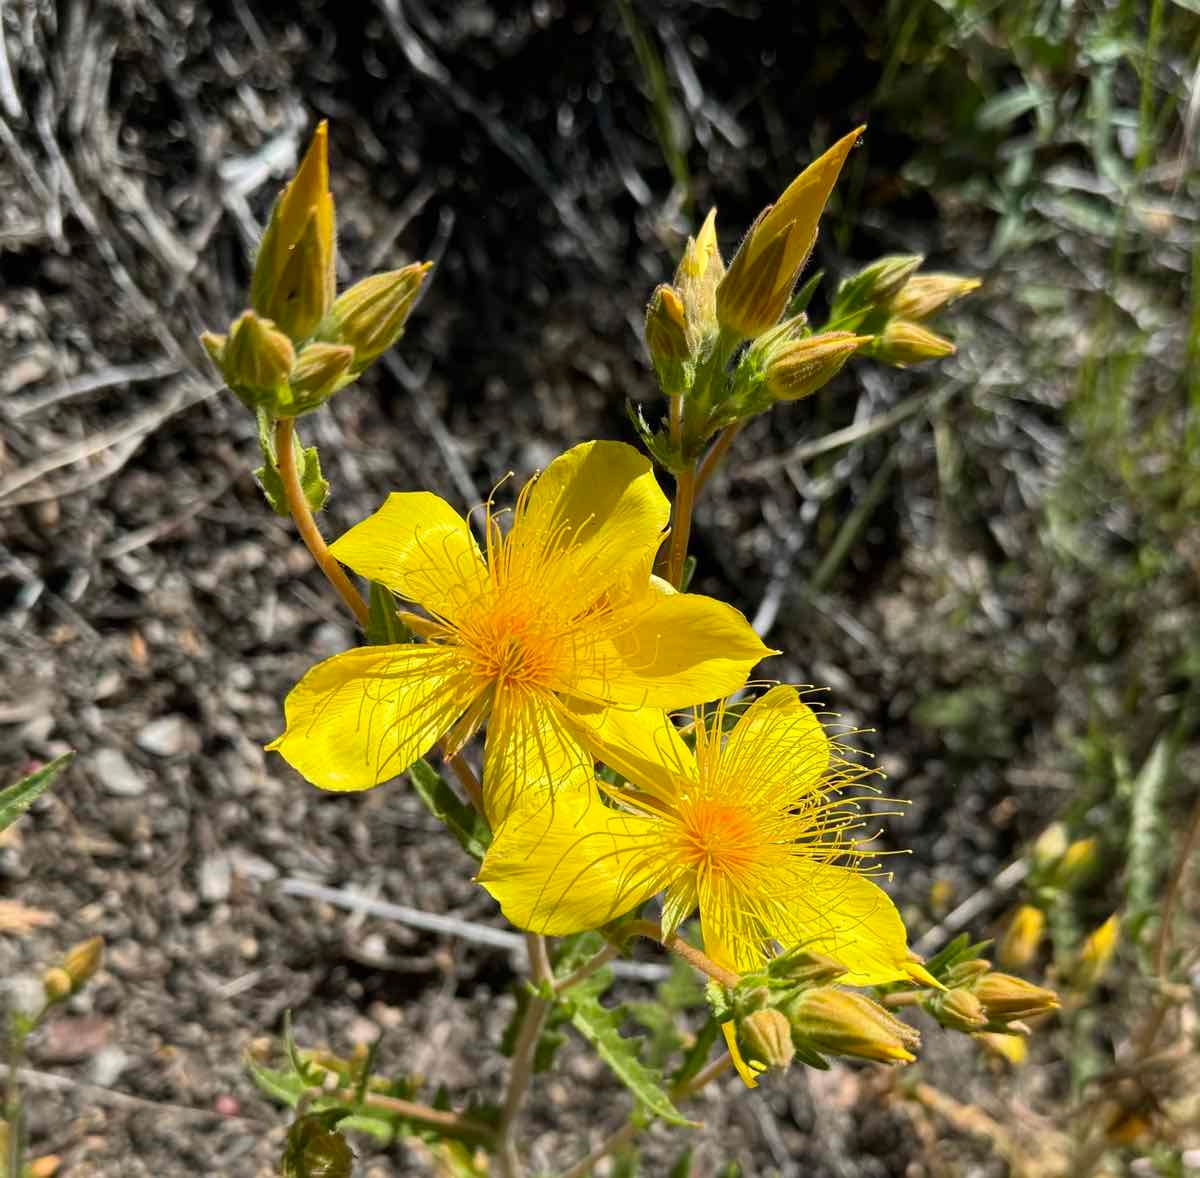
199, 854, 232, 903
90, 1045, 131, 1087
136, 714, 197, 757
92, 749, 147, 797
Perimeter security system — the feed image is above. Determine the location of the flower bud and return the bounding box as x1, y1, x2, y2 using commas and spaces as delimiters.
767, 947, 846, 988
199, 331, 226, 369
716, 126, 863, 338
674, 207, 724, 347
645, 283, 691, 396
830, 254, 924, 325
222, 311, 296, 409
252, 122, 336, 342
1051, 837, 1099, 891
1032, 822, 1069, 869
764, 331, 871, 402
62, 936, 104, 991
973, 1031, 1028, 1065
974, 972, 1060, 1023
889, 274, 981, 322
738, 1008, 795, 1072
998, 904, 1045, 970
871, 319, 956, 366
929, 987, 987, 1032
325, 263, 432, 374
283, 342, 355, 416
1072, 914, 1119, 991
787, 987, 920, 1064
42, 967, 72, 1004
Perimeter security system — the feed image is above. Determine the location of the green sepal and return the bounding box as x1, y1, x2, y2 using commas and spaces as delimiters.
786, 269, 824, 318
703, 978, 734, 1024
407, 759, 491, 862
366, 582, 415, 646
567, 987, 695, 1127
920, 933, 993, 986
0, 751, 72, 834
253, 411, 329, 516
626, 400, 687, 473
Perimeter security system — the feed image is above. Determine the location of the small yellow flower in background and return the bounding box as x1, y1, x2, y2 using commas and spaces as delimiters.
479, 685, 934, 1083
269, 441, 773, 823
716, 127, 864, 339
1072, 913, 1119, 991
998, 903, 1046, 970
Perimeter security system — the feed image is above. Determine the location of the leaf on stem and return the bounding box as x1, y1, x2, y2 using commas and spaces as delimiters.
0, 752, 72, 834
408, 759, 491, 862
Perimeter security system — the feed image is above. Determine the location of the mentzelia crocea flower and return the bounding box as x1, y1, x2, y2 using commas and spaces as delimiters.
269, 441, 773, 822
478, 686, 935, 1083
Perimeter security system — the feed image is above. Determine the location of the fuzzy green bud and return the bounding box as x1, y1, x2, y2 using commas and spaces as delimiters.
738, 1007, 795, 1071
325, 263, 432, 374
766, 947, 847, 988
829, 254, 924, 326
645, 283, 691, 396
283, 342, 355, 416
222, 311, 296, 409
890, 274, 981, 322
765, 331, 871, 402
928, 987, 988, 1032
974, 972, 1061, 1023
786, 987, 920, 1064
871, 319, 956, 366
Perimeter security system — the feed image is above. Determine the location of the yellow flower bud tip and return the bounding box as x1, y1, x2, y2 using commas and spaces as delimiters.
677, 207, 721, 282
327, 262, 433, 371
223, 311, 296, 395
902, 959, 945, 991
890, 274, 982, 322
199, 331, 227, 368
42, 967, 72, 1004
62, 935, 104, 990
251, 121, 337, 339
765, 332, 871, 402
674, 207, 725, 346
790, 987, 919, 1065
876, 319, 955, 366
645, 284, 691, 366
974, 972, 1061, 1022
998, 904, 1046, 971
716, 126, 864, 339
1073, 914, 1119, 990
973, 1031, 1028, 1066
738, 1008, 795, 1072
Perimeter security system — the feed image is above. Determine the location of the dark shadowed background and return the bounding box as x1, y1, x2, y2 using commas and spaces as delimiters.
1, 1, 1197, 1174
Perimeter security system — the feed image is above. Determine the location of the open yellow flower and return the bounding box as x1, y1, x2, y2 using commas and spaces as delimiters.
478, 686, 933, 1082
269, 441, 773, 822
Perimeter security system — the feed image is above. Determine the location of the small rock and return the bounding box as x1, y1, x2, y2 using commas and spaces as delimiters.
136, 714, 197, 757
92, 749, 147, 797
90, 1045, 130, 1087
199, 854, 232, 903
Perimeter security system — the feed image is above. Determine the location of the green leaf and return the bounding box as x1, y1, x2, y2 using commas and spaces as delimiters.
366, 582, 415, 647
299, 444, 330, 513
1122, 734, 1173, 955
568, 989, 694, 1127
408, 759, 491, 861
668, 1146, 694, 1178
253, 420, 327, 515
786, 269, 824, 318
0, 752, 72, 833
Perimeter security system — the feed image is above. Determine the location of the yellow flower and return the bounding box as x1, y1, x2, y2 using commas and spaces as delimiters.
269, 441, 773, 822
478, 685, 932, 1081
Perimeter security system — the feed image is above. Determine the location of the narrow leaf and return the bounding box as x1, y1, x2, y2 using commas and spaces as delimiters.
0, 752, 72, 833
408, 759, 491, 861
366, 582, 415, 647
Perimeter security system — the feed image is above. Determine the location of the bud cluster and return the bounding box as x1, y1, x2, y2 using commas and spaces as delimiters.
202, 123, 431, 419
43, 935, 104, 1005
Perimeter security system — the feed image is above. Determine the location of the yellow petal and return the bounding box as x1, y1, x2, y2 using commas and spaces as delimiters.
481, 690, 594, 825
587, 590, 776, 709
512, 441, 668, 592
268, 645, 476, 791
562, 704, 695, 804
721, 1021, 762, 1089
478, 787, 670, 934
770, 863, 919, 987
329, 492, 487, 625
716, 685, 829, 802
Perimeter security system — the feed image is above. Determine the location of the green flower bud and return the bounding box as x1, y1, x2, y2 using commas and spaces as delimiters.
974, 972, 1061, 1023
764, 331, 871, 402
786, 987, 920, 1064
889, 274, 981, 322
222, 311, 296, 409
283, 342, 355, 416
829, 254, 924, 326
928, 987, 988, 1032
738, 1007, 795, 1072
871, 319, 956, 366
645, 283, 691, 396
325, 263, 432, 374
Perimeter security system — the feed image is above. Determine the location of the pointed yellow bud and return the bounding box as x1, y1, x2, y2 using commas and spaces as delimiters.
890, 274, 981, 322
222, 311, 296, 408
873, 319, 956, 366
974, 972, 1061, 1023
674, 207, 724, 347
738, 1008, 795, 1072
973, 1031, 1028, 1065
716, 126, 864, 338
251, 121, 337, 342
999, 904, 1046, 970
788, 987, 920, 1064
285, 342, 355, 416
645, 283, 691, 396
929, 987, 988, 1032
42, 967, 72, 1004
43, 935, 104, 1003
1072, 914, 1119, 991
764, 331, 871, 402
325, 263, 432, 374
828, 255, 924, 327
1052, 837, 1100, 891
199, 331, 227, 369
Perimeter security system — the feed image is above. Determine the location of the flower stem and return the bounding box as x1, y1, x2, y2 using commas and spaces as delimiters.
496, 933, 554, 1178
624, 919, 740, 988
330, 1087, 494, 1144
274, 417, 370, 629
554, 943, 619, 994
694, 420, 743, 497
666, 464, 696, 590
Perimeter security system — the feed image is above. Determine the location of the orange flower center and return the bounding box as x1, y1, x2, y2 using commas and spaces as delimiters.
457, 598, 565, 692
677, 797, 766, 877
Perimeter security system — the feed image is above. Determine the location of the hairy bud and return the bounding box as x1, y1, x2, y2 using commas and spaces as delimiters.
974, 972, 1061, 1023
738, 1008, 795, 1072
787, 987, 920, 1064
325, 263, 432, 374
